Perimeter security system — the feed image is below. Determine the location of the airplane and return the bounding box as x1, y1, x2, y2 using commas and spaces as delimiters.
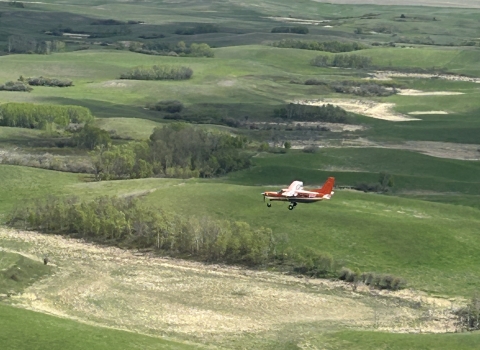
261, 177, 335, 210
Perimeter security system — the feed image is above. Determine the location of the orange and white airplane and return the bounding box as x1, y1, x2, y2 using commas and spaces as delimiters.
262, 177, 335, 210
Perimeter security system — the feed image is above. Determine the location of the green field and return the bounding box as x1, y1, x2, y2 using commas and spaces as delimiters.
2, 0, 480, 348
0, 304, 197, 350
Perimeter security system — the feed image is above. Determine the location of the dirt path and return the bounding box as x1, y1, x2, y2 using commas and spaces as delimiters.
0, 228, 462, 346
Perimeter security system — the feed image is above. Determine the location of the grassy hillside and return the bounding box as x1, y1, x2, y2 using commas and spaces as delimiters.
0, 304, 197, 350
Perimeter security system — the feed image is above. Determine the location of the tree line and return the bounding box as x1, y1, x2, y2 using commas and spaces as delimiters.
174, 24, 219, 35
6, 194, 406, 289
311, 54, 372, 69
90, 123, 252, 180
271, 39, 368, 53
271, 26, 309, 34
6, 35, 65, 54
0, 103, 94, 129
130, 41, 214, 58
273, 103, 349, 123
119, 65, 193, 80
6, 195, 275, 266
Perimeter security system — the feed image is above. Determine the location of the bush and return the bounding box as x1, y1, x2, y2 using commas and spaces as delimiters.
303, 146, 318, 153
147, 100, 184, 113
24, 76, 73, 87
120, 65, 193, 80
361, 272, 406, 290
311, 54, 372, 69
455, 295, 480, 331
71, 124, 111, 150
0, 81, 32, 92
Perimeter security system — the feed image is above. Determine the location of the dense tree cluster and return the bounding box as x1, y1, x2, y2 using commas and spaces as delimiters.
271, 26, 309, 34
311, 54, 372, 69
22, 76, 73, 87
0, 103, 94, 129
119, 65, 193, 80
273, 103, 349, 123
175, 24, 219, 35
131, 41, 214, 58
90, 123, 251, 180
71, 124, 111, 150
7, 196, 275, 266
272, 40, 367, 53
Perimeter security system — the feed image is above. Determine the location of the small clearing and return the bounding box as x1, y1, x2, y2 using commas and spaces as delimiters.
0, 228, 463, 347
397, 89, 464, 96
295, 99, 420, 121
368, 71, 480, 83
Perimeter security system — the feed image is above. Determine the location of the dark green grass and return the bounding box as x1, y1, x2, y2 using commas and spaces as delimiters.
228, 149, 480, 194
144, 181, 480, 296
0, 165, 83, 216
0, 252, 52, 295
321, 330, 480, 350
0, 304, 197, 350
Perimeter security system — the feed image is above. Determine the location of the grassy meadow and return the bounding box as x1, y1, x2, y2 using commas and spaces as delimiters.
1, 0, 480, 349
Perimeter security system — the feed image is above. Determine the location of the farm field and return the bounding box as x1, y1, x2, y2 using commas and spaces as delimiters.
1, 0, 480, 349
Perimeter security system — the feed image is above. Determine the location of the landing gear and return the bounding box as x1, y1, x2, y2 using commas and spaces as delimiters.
288, 202, 297, 210
267, 202, 272, 208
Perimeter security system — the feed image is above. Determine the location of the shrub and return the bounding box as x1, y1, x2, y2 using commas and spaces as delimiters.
0, 81, 32, 92
273, 103, 349, 123
175, 24, 219, 35
147, 100, 184, 113
302, 146, 318, 153
455, 295, 480, 331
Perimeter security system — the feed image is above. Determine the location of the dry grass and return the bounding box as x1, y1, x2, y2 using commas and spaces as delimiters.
0, 228, 464, 346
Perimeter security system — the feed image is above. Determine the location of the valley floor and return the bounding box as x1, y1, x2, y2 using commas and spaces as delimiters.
0, 228, 465, 348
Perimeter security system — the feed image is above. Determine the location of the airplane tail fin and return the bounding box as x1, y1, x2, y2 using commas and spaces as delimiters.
313, 177, 335, 194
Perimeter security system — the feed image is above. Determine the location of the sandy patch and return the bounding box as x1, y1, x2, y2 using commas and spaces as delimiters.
217, 80, 236, 87
295, 99, 420, 122
368, 71, 480, 83
398, 89, 464, 96
409, 111, 449, 115
0, 228, 462, 345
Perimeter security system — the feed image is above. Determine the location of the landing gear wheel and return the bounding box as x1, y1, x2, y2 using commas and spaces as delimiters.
288, 204, 294, 210
267, 203, 272, 208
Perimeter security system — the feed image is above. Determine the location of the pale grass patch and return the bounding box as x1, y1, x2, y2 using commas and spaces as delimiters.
0, 228, 463, 344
